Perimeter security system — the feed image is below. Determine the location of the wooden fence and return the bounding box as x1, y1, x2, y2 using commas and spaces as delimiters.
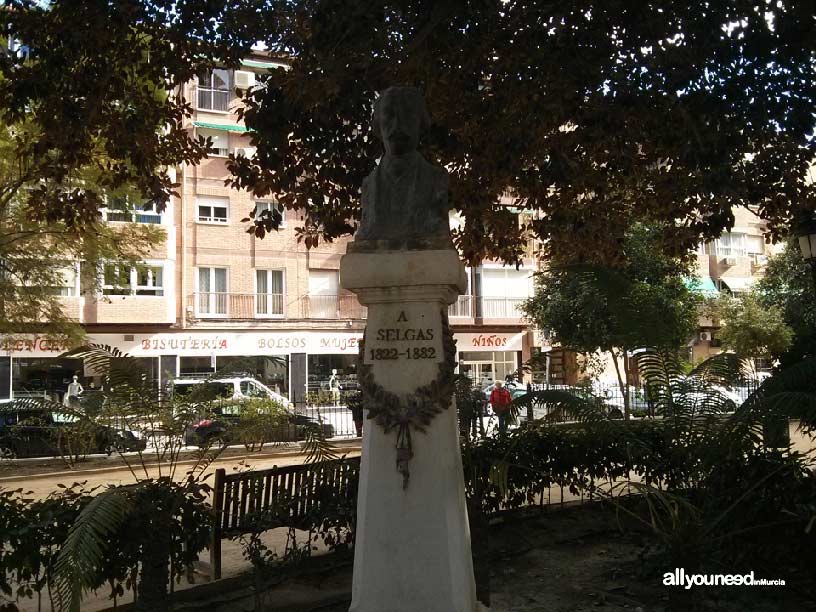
210, 457, 360, 579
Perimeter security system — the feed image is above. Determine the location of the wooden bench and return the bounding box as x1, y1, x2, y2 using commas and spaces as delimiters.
210, 457, 361, 579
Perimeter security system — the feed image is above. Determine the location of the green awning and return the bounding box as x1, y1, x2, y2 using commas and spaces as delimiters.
193, 121, 252, 133
241, 59, 287, 70
685, 276, 719, 296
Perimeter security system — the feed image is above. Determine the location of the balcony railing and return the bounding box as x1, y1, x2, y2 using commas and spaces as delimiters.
448, 295, 473, 318
480, 296, 526, 319
189, 293, 284, 319
298, 294, 367, 320
187, 293, 366, 320
449, 295, 527, 319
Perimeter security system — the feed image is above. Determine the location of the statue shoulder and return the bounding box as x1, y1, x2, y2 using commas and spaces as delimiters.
361, 167, 378, 199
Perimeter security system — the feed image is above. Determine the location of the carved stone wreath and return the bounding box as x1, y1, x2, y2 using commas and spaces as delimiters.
358, 308, 457, 488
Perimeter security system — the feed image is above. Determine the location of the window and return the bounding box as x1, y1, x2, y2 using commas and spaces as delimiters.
135, 265, 164, 296
240, 380, 267, 398
197, 69, 230, 111
308, 270, 340, 318
102, 264, 132, 296
256, 269, 284, 316
197, 197, 229, 224
479, 267, 532, 317
49, 264, 79, 297
197, 267, 228, 315
254, 201, 286, 228
103, 196, 162, 224
103, 264, 164, 296
198, 128, 229, 157
715, 233, 747, 257
746, 234, 765, 255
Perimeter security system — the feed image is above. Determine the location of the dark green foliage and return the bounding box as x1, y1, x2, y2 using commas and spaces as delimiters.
755, 241, 816, 367
3, 2, 815, 264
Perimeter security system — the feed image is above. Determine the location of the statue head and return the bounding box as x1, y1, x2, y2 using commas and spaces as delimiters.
372, 86, 430, 156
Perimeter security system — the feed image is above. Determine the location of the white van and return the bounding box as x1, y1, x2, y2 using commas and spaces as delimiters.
171, 376, 290, 408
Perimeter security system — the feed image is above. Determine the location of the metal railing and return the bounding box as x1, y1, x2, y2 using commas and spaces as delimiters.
448, 295, 473, 318
189, 293, 284, 318
298, 294, 367, 319
479, 296, 526, 319
187, 293, 366, 320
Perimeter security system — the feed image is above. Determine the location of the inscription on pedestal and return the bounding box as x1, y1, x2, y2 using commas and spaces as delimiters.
363, 304, 443, 366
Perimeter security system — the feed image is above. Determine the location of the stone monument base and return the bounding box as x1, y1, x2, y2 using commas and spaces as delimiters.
341, 248, 477, 612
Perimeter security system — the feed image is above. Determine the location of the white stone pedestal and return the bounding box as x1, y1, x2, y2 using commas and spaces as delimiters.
341, 248, 478, 612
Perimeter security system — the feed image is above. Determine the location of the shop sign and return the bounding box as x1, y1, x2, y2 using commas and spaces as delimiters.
454, 332, 525, 352
1, 336, 71, 355
3, 331, 365, 357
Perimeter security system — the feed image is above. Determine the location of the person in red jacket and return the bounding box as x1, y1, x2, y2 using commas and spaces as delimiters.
489, 380, 513, 435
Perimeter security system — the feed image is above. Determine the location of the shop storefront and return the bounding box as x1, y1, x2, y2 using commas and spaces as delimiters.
454, 332, 526, 387
1, 329, 528, 403
2, 331, 364, 404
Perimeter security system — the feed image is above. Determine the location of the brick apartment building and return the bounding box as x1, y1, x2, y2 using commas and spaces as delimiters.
1, 55, 539, 406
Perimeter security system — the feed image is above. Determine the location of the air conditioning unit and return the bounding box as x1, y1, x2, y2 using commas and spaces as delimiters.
699, 331, 712, 342
723, 257, 737, 267
234, 147, 256, 158
233, 70, 256, 90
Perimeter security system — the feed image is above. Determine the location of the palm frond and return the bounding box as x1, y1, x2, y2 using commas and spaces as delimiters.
302, 423, 339, 465
688, 352, 746, 387
51, 488, 132, 612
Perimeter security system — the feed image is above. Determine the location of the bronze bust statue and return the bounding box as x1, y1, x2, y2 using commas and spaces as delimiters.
354, 87, 451, 247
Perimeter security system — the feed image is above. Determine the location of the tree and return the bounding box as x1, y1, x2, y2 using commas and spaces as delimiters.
708, 292, 793, 372
0, 121, 164, 343
1, 1, 814, 266
523, 224, 700, 417
754, 241, 816, 367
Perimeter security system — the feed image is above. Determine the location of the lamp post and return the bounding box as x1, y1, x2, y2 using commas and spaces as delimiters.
796, 216, 816, 293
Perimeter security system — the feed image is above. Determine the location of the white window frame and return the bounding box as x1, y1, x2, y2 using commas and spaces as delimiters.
134, 264, 164, 296
196, 267, 229, 317
196, 68, 231, 112
254, 200, 286, 229
48, 262, 80, 297
254, 269, 285, 318
198, 128, 229, 158
101, 262, 164, 297
715, 232, 747, 257
102, 195, 162, 225
196, 197, 229, 224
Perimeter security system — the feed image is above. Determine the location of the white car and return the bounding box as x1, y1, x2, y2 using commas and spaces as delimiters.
171, 376, 290, 408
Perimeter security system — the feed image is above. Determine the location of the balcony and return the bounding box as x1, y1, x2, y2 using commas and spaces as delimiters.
187, 293, 367, 320
298, 294, 367, 320
480, 296, 526, 319
448, 295, 474, 318
448, 296, 526, 320
189, 293, 284, 319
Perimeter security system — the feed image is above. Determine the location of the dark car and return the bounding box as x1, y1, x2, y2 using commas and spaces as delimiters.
183, 406, 335, 448
0, 405, 146, 459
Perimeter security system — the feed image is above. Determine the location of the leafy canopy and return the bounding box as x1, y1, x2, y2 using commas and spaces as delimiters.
523, 224, 701, 354
2, 2, 814, 264
754, 240, 816, 366
708, 292, 794, 362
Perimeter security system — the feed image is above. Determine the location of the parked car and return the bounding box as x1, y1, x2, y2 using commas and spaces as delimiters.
0, 403, 146, 459
183, 409, 334, 447
171, 376, 291, 407
172, 376, 333, 447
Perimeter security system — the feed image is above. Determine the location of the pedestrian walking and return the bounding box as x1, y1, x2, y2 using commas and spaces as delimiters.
489, 380, 513, 435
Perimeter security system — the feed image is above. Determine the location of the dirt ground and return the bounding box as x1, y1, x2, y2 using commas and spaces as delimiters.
265, 503, 812, 612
